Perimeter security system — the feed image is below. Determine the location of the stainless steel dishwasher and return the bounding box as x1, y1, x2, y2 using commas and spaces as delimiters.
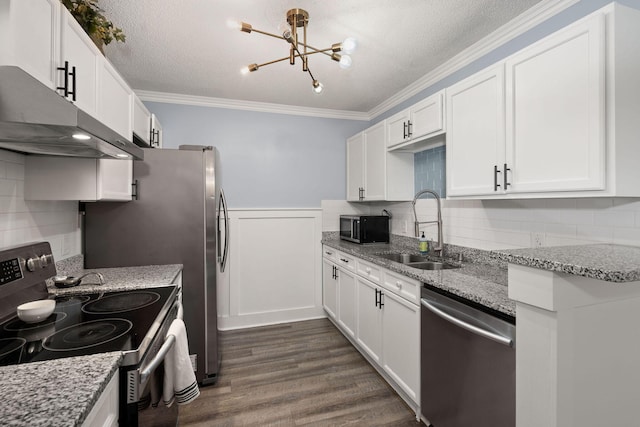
420, 286, 515, 427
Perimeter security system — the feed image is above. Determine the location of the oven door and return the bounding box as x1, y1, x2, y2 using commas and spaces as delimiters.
120, 298, 182, 427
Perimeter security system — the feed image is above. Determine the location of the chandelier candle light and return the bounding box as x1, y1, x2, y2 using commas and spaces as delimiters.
237, 8, 356, 94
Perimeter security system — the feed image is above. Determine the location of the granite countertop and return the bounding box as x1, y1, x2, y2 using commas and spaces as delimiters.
492, 244, 640, 283
321, 233, 515, 317
47, 254, 183, 295
0, 352, 122, 427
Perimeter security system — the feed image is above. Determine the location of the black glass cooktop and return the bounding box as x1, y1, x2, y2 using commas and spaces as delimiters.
0, 286, 176, 367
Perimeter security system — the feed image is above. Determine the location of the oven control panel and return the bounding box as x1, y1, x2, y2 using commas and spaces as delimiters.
0, 241, 56, 288
0, 258, 22, 286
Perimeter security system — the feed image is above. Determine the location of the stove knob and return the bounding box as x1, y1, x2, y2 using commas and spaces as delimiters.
40, 254, 53, 267
26, 257, 41, 272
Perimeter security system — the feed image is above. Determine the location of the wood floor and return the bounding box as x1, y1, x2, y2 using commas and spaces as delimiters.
179, 318, 420, 426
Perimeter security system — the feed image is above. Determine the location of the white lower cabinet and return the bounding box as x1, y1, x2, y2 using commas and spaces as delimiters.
322, 258, 338, 320
323, 245, 420, 413
381, 289, 420, 403
356, 277, 383, 364
82, 372, 118, 427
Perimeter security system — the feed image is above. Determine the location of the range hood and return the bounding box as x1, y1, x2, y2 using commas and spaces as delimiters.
0, 66, 143, 160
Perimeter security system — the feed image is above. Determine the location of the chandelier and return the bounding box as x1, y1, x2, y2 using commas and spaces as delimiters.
237, 8, 356, 94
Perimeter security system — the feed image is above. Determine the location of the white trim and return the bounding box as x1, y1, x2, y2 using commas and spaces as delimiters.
136, 90, 369, 121
368, 0, 582, 118
137, 0, 580, 121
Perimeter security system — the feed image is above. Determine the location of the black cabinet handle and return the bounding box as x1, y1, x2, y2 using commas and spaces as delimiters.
57, 61, 76, 101
358, 187, 364, 201
504, 163, 511, 190
375, 288, 380, 307
340, 258, 349, 263
131, 179, 139, 200
407, 120, 412, 138
379, 290, 384, 309
494, 165, 501, 191
403, 122, 407, 139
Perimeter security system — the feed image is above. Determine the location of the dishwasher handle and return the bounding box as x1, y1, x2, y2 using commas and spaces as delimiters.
421, 298, 513, 347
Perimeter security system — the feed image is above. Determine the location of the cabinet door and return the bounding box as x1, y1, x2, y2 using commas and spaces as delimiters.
363, 121, 386, 201
387, 109, 410, 148
356, 277, 383, 364
346, 133, 364, 201
322, 259, 338, 320
337, 267, 356, 338
59, 10, 99, 117
97, 159, 132, 201
0, 0, 60, 89
132, 95, 152, 145
150, 114, 163, 148
446, 65, 505, 197
505, 14, 605, 193
97, 59, 132, 139
381, 290, 420, 403
410, 91, 445, 141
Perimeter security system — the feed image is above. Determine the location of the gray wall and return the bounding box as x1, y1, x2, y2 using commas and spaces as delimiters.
145, 102, 367, 208
147, 0, 634, 209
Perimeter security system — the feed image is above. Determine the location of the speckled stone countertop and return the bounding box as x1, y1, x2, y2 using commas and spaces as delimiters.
47, 254, 183, 295
322, 233, 515, 317
492, 244, 640, 283
0, 352, 122, 426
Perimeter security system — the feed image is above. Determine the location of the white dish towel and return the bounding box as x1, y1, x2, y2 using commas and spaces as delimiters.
162, 318, 200, 407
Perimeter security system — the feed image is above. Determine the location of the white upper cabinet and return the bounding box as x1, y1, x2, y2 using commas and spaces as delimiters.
387, 90, 445, 152
0, 0, 60, 89
150, 114, 163, 148
97, 59, 132, 140
25, 157, 132, 201
132, 95, 152, 146
347, 121, 414, 202
446, 65, 505, 197
59, 9, 100, 117
447, 4, 640, 199
504, 14, 605, 194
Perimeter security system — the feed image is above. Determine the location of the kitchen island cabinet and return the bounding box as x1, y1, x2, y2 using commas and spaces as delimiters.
494, 244, 640, 427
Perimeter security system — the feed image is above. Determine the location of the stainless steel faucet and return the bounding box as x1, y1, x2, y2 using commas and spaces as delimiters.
412, 189, 443, 257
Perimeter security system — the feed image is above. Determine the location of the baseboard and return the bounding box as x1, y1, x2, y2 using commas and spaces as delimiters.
218, 309, 326, 331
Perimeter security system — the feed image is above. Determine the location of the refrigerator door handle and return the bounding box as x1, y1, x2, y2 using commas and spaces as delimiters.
218, 187, 230, 272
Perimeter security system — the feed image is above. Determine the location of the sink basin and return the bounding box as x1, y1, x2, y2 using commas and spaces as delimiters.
375, 253, 429, 264
374, 253, 461, 270
406, 261, 460, 270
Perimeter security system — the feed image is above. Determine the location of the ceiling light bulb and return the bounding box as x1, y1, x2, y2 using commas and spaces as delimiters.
227, 19, 241, 30
339, 55, 352, 69
312, 80, 324, 94
116, 154, 129, 158
277, 21, 291, 35
240, 66, 250, 75
342, 37, 357, 54
282, 29, 294, 43
72, 133, 91, 140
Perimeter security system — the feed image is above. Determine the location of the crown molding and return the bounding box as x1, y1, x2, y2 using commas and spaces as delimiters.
136, 90, 370, 121
367, 0, 582, 119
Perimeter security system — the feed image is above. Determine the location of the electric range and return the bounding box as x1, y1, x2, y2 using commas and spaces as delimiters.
0, 241, 181, 426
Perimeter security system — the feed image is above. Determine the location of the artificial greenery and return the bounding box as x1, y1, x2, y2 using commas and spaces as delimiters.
60, 0, 125, 47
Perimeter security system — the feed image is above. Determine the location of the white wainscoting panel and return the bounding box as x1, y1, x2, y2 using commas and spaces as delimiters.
219, 209, 324, 330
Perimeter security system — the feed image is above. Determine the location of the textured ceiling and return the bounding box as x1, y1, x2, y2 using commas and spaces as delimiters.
100, 0, 544, 113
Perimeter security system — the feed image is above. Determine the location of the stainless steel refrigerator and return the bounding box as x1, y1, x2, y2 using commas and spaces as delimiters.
83, 145, 229, 386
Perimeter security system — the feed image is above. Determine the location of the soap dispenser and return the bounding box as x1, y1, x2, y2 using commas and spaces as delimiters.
419, 232, 429, 255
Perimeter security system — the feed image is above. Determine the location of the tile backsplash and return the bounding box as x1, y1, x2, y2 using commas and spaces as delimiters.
0, 150, 80, 260
414, 145, 446, 199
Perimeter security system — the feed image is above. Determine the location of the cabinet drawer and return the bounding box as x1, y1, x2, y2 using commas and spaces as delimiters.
383, 269, 420, 305
322, 246, 338, 262
356, 258, 382, 285
336, 251, 356, 272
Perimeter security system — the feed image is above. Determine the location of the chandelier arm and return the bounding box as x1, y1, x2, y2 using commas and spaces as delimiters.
289, 42, 317, 83
255, 56, 291, 68
250, 27, 286, 41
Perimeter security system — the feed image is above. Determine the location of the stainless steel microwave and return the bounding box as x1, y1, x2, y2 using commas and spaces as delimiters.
339, 215, 390, 244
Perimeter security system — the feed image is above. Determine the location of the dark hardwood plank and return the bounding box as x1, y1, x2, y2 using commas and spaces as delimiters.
179, 318, 420, 426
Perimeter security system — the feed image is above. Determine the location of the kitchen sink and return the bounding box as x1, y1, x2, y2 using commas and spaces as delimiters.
374, 253, 462, 270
